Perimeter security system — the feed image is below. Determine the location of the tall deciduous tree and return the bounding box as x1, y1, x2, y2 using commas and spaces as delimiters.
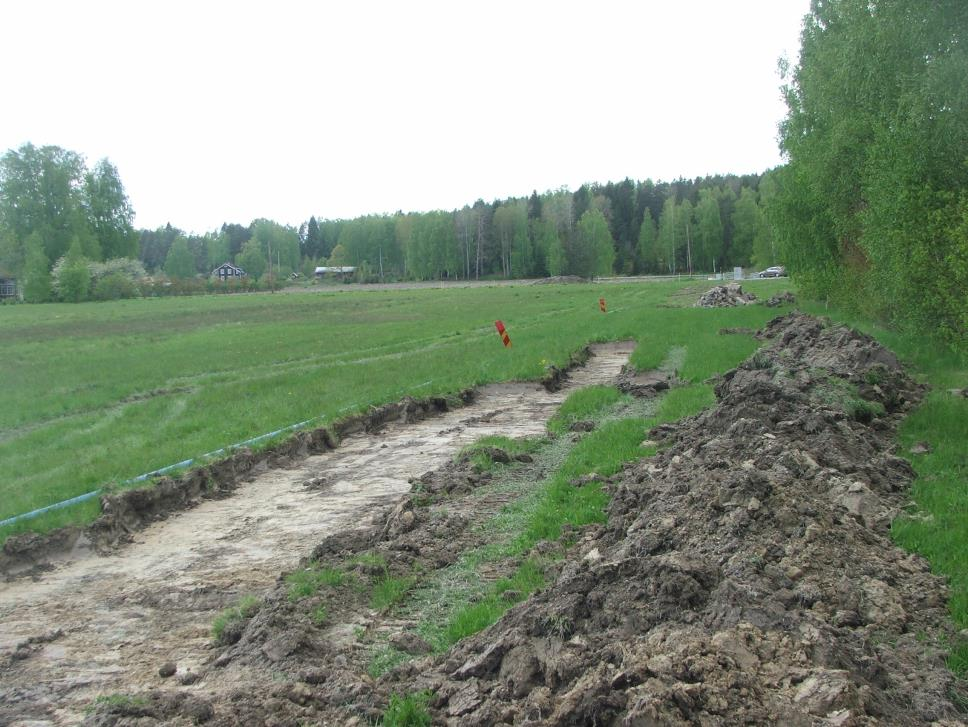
730, 187, 762, 268
636, 209, 656, 273
164, 236, 196, 279
84, 159, 137, 260
238, 238, 267, 280
22, 233, 51, 302
0, 143, 138, 273
695, 188, 724, 272
574, 209, 615, 277
774, 0, 968, 341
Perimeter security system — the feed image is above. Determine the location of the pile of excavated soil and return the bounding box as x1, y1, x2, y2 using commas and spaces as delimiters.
83, 314, 967, 726
765, 291, 797, 307
696, 283, 757, 307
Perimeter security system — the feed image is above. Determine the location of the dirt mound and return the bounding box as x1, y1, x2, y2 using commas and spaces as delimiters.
616, 365, 677, 398
696, 283, 757, 307
79, 314, 967, 725
377, 313, 957, 725
540, 346, 591, 392
1, 392, 470, 579
765, 291, 797, 307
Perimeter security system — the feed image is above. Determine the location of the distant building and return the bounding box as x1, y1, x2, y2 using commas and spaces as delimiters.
314, 266, 356, 278
211, 262, 246, 281
0, 270, 18, 300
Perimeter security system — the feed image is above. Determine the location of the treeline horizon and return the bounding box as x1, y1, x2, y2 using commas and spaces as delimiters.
138, 171, 778, 284
0, 139, 778, 301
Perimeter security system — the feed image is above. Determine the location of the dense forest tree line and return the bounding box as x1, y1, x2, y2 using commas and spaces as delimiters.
772, 0, 968, 345
1, 144, 778, 302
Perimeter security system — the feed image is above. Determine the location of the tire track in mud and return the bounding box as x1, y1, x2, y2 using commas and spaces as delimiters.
0, 342, 633, 726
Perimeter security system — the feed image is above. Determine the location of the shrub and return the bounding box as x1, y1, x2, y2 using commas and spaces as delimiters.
94, 272, 139, 301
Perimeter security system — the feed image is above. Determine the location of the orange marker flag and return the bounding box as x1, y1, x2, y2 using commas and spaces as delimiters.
495, 320, 512, 347
599, 297, 607, 313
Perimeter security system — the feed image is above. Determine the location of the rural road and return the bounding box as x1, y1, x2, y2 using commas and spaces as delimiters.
0, 342, 633, 726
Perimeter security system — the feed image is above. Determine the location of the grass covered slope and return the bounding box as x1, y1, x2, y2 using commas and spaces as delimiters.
0, 279, 791, 539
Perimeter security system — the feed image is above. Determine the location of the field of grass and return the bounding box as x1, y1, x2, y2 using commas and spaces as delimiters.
0, 278, 791, 541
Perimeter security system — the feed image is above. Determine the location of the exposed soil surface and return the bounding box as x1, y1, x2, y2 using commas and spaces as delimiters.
0, 343, 634, 726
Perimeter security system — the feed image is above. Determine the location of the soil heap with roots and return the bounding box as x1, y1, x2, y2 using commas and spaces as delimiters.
85, 313, 967, 726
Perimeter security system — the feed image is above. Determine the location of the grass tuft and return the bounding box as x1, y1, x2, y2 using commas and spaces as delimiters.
310, 604, 328, 626
285, 563, 345, 601
547, 385, 625, 435
439, 559, 546, 648
211, 595, 260, 641
371, 574, 417, 611
381, 691, 432, 727
368, 645, 411, 678
459, 435, 544, 472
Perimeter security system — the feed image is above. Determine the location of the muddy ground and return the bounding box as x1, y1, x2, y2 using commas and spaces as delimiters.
0, 344, 633, 726
5, 316, 967, 726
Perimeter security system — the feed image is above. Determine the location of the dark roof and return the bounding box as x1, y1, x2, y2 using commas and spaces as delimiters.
212, 262, 245, 274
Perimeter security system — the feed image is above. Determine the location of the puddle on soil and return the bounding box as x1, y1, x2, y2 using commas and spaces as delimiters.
0, 341, 633, 725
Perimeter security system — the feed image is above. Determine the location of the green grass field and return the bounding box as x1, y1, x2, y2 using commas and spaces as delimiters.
3, 277, 965, 672
0, 279, 790, 540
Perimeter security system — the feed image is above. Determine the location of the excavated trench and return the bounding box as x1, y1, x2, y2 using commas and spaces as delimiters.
0, 342, 634, 726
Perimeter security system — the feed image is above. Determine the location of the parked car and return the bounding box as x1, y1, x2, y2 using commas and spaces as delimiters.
757, 266, 787, 278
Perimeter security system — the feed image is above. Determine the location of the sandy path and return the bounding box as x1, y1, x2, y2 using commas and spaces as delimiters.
0, 342, 633, 726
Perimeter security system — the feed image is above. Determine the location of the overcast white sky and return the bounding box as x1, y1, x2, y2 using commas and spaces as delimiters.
1, 1, 809, 234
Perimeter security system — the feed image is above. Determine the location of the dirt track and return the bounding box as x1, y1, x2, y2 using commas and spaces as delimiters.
0, 343, 633, 726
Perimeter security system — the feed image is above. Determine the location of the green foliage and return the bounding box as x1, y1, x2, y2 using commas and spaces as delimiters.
352, 552, 388, 570
206, 234, 231, 270
892, 389, 968, 674
87, 694, 149, 713
93, 272, 138, 301
371, 574, 417, 611
459, 435, 543, 472
163, 236, 196, 280
730, 187, 762, 267
547, 385, 624, 435
211, 595, 260, 641
22, 233, 51, 302
56, 238, 91, 302
0, 144, 135, 270
695, 189, 724, 272
774, 0, 968, 348
517, 418, 648, 549
368, 645, 410, 678
84, 159, 138, 260
237, 238, 267, 280
574, 209, 615, 277
442, 560, 546, 647
285, 563, 345, 601
381, 691, 432, 727
310, 605, 328, 626
636, 208, 657, 272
